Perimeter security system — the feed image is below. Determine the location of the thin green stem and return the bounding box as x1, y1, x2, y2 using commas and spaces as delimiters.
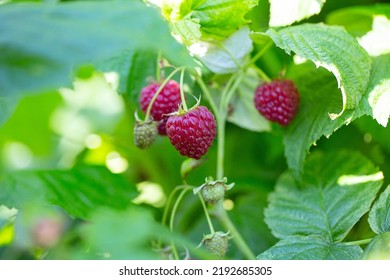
179, 68, 188, 111
219, 73, 237, 112
169, 186, 192, 260
145, 67, 183, 121
156, 51, 162, 81
245, 40, 273, 68
194, 74, 219, 117
344, 238, 373, 246
253, 66, 271, 82
214, 203, 256, 260
161, 185, 187, 227
216, 114, 226, 180
198, 193, 215, 234
222, 73, 244, 110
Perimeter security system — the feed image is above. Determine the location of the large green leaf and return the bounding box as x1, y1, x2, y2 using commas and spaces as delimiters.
0, 166, 137, 219
368, 185, 390, 234
265, 151, 383, 242
257, 235, 362, 260
157, 0, 258, 44
95, 50, 157, 102
264, 23, 372, 117
0, 1, 191, 100
283, 53, 389, 176
269, 0, 326, 27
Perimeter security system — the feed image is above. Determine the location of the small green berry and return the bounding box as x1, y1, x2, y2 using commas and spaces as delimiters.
203, 231, 230, 257
134, 120, 158, 149
201, 183, 225, 204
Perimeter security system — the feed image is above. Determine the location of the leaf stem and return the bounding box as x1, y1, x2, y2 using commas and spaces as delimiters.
144, 67, 183, 121
198, 193, 215, 234
213, 202, 256, 260
344, 238, 373, 246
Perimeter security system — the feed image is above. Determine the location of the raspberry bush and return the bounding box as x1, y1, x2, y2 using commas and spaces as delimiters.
0, 0, 390, 261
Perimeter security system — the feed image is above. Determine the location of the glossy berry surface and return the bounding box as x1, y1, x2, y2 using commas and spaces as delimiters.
254, 79, 299, 126
166, 106, 216, 159
140, 80, 181, 135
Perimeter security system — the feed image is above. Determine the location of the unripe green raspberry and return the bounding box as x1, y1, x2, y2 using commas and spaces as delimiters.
134, 120, 158, 149
203, 231, 230, 257
201, 183, 225, 204
194, 177, 234, 204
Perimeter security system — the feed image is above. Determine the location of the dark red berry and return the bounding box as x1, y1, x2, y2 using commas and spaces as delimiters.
254, 79, 299, 126
140, 80, 181, 135
166, 106, 216, 159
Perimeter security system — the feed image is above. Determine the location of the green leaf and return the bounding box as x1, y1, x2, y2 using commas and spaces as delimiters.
0, 1, 191, 100
363, 54, 390, 127
228, 69, 270, 132
0, 166, 137, 220
189, 27, 253, 74
265, 151, 383, 242
82, 207, 162, 259
257, 235, 362, 260
95, 50, 157, 102
368, 185, 390, 234
265, 23, 372, 117
326, 4, 390, 37
0, 96, 19, 127
283, 53, 390, 176
269, 0, 326, 27
160, 0, 258, 44
362, 232, 390, 260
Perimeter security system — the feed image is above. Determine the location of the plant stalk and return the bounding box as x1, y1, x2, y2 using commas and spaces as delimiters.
214, 202, 256, 260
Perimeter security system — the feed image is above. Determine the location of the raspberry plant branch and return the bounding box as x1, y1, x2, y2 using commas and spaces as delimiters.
144, 67, 183, 121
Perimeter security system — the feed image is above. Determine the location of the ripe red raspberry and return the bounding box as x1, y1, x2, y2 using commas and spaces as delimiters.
166, 106, 216, 159
254, 79, 299, 126
139, 80, 181, 135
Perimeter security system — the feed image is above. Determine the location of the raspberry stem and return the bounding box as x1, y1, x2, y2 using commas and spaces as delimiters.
144, 67, 183, 121
198, 193, 215, 234
179, 68, 188, 111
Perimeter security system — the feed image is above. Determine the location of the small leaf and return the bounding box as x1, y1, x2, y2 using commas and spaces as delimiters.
269, 0, 326, 27
180, 158, 206, 180
189, 27, 253, 74
227, 69, 271, 132
368, 185, 390, 234
265, 151, 383, 242
257, 235, 362, 260
265, 23, 372, 117
362, 232, 390, 260
0, 166, 137, 220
